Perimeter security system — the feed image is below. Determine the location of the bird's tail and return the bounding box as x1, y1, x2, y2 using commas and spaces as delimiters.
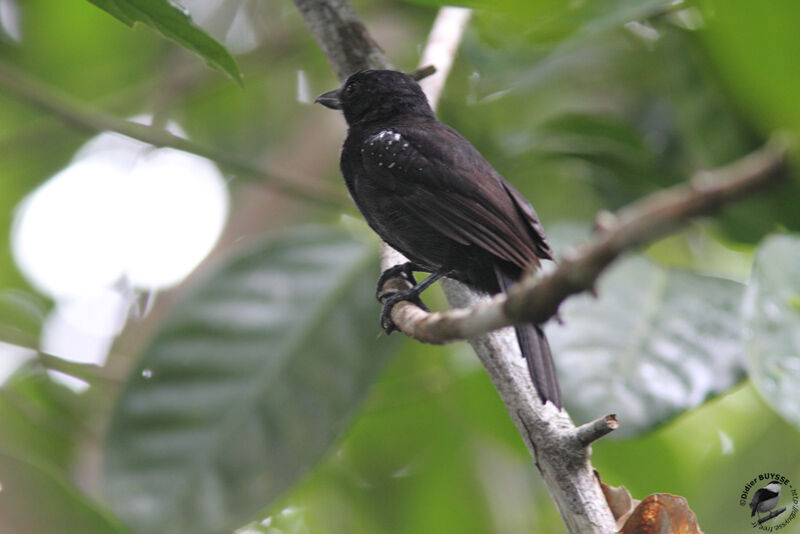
495, 266, 562, 409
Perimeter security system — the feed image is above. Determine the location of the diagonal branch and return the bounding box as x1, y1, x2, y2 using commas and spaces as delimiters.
0, 58, 348, 209
386, 136, 789, 343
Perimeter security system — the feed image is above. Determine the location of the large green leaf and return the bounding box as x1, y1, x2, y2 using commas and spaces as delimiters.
743, 234, 800, 428
698, 0, 800, 143
104, 227, 398, 534
545, 228, 746, 436
0, 450, 125, 534
86, 0, 241, 83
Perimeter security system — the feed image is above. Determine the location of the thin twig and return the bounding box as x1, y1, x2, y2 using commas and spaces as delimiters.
0, 328, 125, 385
408, 65, 436, 81
576, 414, 619, 447
0, 59, 348, 209
36, 351, 123, 385
757, 506, 787, 525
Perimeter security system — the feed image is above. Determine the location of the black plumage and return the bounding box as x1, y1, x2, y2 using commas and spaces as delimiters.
317, 69, 562, 408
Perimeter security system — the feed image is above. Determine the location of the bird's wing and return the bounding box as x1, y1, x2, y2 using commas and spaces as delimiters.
750, 487, 780, 515
750, 489, 764, 512
359, 124, 553, 268
750, 489, 765, 516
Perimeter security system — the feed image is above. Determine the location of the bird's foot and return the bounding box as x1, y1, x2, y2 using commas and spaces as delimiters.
379, 289, 430, 334
376, 262, 420, 301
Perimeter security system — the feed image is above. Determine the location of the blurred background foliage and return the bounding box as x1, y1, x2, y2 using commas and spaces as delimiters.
0, 0, 799, 533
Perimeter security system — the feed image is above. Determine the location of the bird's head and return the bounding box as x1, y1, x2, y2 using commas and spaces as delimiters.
316, 69, 435, 126
767, 481, 783, 492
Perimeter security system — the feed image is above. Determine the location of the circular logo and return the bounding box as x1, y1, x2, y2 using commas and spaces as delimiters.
739, 473, 798, 531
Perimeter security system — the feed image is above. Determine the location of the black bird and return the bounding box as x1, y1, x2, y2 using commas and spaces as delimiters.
316, 69, 561, 408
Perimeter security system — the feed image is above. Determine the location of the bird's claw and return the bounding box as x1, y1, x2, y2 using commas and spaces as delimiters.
379, 289, 429, 334
376, 262, 419, 301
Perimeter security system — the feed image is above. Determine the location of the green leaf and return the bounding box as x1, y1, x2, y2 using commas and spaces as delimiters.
0, 450, 125, 534
698, 0, 800, 142
286, 342, 500, 534
0, 366, 86, 473
544, 226, 746, 436
86, 0, 241, 84
743, 234, 800, 428
427, 0, 671, 46
0, 289, 46, 346
104, 227, 398, 534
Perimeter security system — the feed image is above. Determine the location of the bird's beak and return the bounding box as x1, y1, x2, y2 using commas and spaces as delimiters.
315, 88, 342, 110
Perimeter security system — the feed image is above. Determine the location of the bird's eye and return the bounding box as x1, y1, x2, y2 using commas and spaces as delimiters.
344, 82, 356, 95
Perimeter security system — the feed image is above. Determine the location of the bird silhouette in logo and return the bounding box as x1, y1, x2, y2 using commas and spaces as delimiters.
750, 481, 782, 520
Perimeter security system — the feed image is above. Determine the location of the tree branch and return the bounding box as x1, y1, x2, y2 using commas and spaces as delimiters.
0, 58, 348, 209
756, 506, 787, 525
386, 137, 789, 343
294, 2, 620, 532
293, 0, 391, 75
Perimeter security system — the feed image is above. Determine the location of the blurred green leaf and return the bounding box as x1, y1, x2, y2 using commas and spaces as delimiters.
104, 227, 398, 534
0, 365, 87, 473
449, 23, 790, 234
0, 289, 46, 344
532, 112, 666, 205
545, 226, 746, 436
85, 0, 242, 83
698, 0, 800, 142
407, 0, 670, 45
0, 450, 125, 534
280, 342, 500, 534
592, 383, 800, 533
743, 234, 800, 429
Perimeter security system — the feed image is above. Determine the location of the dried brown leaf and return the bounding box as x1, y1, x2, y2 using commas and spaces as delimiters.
595, 470, 641, 530
619, 493, 703, 534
